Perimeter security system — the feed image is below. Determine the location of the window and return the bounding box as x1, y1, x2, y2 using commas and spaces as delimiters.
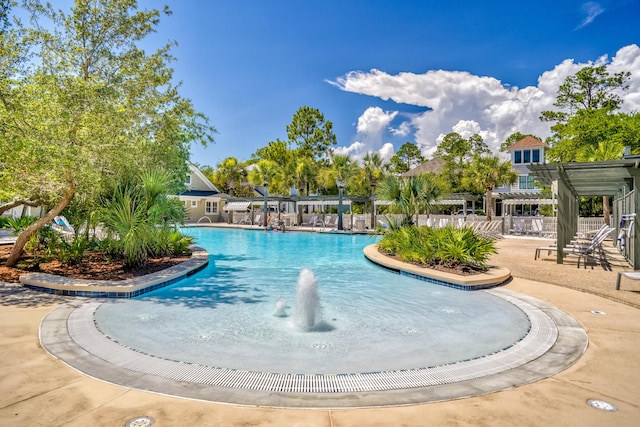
519, 175, 536, 190
191, 200, 198, 208
523, 150, 531, 163
181, 201, 187, 208
514, 150, 522, 164
185, 174, 192, 185
206, 201, 218, 214
532, 149, 540, 163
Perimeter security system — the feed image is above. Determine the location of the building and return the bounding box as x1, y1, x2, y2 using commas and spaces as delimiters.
177, 164, 227, 223
495, 136, 552, 216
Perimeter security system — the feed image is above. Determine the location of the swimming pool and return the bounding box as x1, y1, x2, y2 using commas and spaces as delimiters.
94, 228, 530, 374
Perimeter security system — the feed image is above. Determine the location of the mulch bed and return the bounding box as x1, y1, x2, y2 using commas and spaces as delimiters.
0, 244, 190, 284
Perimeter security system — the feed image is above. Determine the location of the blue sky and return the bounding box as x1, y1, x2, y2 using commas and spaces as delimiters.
145, 0, 640, 168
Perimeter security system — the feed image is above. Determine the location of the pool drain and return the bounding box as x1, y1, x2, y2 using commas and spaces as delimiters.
587, 399, 617, 411
590, 310, 606, 315
125, 416, 154, 427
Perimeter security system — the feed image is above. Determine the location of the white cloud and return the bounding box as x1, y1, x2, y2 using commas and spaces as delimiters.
378, 142, 395, 164
390, 121, 412, 136
334, 140, 395, 165
356, 106, 397, 134
329, 44, 640, 157
333, 141, 365, 157
575, 2, 605, 30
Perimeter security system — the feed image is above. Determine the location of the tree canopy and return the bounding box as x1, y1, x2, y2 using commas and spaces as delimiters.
1, 0, 214, 266
388, 142, 425, 174
286, 106, 337, 160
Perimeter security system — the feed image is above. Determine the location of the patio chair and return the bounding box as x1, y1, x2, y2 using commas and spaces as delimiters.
615, 271, 640, 290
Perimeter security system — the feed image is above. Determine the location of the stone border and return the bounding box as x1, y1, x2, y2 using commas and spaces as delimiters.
364, 244, 512, 290
20, 246, 209, 298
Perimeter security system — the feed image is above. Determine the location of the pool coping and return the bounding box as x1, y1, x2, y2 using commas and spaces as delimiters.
363, 244, 512, 290
20, 246, 209, 298
40, 288, 587, 408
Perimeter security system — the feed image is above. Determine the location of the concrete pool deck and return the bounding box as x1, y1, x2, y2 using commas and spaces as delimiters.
1, 236, 639, 426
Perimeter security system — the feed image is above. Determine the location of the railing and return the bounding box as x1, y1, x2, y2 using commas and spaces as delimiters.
614, 189, 636, 268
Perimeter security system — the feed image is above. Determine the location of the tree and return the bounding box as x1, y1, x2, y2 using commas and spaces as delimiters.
294, 157, 318, 196
462, 155, 517, 221
376, 174, 441, 226
541, 65, 630, 123
435, 132, 489, 192
363, 151, 386, 224
211, 157, 247, 196
286, 106, 337, 160
1, 0, 214, 266
540, 65, 632, 223
388, 142, 425, 174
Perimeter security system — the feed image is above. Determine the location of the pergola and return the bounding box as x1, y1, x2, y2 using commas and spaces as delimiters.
498, 192, 556, 216
528, 159, 639, 269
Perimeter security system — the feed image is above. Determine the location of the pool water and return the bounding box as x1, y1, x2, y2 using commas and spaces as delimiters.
94, 228, 530, 374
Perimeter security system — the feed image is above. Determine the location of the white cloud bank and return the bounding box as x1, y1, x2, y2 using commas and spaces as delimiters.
329, 44, 640, 160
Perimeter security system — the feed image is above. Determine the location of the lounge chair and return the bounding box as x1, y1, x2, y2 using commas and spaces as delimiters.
616, 271, 640, 290
323, 215, 337, 228
534, 225, 614, 268
509, 218, 526, 235
301, 215, 324, 228
238, 214, 252, 225
529, 218, 543, 236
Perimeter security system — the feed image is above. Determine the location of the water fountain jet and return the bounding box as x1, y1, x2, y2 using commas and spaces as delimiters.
294, 268, 322, 331
273, 297, 287, 317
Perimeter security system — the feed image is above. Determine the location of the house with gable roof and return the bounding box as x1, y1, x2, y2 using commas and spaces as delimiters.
177, 163, 228, 223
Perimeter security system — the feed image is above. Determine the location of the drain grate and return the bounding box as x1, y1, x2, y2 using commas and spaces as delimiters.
66, 289, 558, 394
587, 399, 617, 411
125, 416, 154, 427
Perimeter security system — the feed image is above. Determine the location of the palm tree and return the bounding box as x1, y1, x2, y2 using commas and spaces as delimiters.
212, 157, 246, 196
363, 152, 386, 226
376, 174, 441, 226
295, 157, 318, 196
462, 155, 517, 221
248, 160, 280, 226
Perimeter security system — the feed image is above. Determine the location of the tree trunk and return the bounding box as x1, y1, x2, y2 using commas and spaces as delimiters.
5, 187, 75, 267
0, 199, 39, 216
603, 195, 611, 225
486, 189, 493, 222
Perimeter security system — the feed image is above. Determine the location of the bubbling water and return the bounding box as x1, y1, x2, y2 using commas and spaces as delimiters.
294, 268, 322, 331
273, 297, 287, 317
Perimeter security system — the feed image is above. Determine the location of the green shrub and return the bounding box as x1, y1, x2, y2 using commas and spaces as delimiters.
0, 216, 11, 228
6, 216, 39, 235
378, 225, 496, 271
150, 227, 194, 257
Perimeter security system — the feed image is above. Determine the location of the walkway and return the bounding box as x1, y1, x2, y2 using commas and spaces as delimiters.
0, 236, 639, 426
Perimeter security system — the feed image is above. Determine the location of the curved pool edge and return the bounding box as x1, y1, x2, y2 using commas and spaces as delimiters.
39, 288, 587, 409
20, 246, 209, 298
363, 244, 511, 290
